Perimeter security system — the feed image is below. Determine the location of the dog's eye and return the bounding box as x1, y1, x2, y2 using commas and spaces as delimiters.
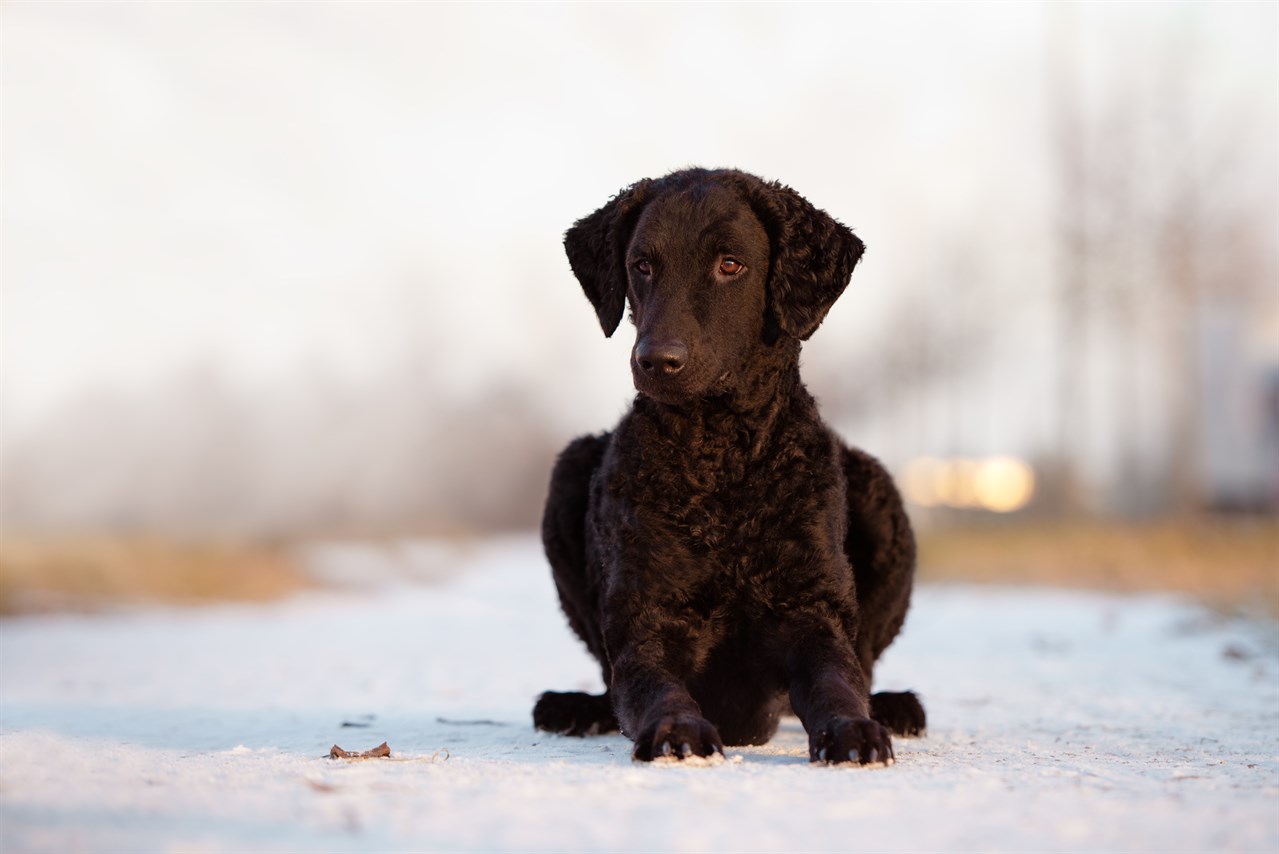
633, 259, 652, 276
718, 258, 744, 276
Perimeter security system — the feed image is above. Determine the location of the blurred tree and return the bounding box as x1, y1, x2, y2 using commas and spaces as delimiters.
1045, 5, 1272, 517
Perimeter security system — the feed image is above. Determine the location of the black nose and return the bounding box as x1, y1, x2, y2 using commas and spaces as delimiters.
636, 339, 688, 378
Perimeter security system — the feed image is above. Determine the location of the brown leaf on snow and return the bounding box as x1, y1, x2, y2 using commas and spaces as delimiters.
328, 741, 391, 759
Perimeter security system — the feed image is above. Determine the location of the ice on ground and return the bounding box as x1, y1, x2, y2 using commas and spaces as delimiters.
1, 535, 1277, 852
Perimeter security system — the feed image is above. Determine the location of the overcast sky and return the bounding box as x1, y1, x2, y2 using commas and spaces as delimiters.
3, 1, 1275, 448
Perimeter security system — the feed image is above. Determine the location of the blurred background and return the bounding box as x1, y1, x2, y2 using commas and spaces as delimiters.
2, 1, 1276, 612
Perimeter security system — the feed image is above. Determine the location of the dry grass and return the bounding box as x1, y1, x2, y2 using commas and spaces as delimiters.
2, 519, 1275, 617
918, 517, 1279, 614
0, 537, 310, 615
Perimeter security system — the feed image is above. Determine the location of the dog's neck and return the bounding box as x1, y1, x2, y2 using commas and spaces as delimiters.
634, 337, 811, 459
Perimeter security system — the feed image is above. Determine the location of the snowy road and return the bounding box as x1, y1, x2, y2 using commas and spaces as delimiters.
2, 536, 1277, 852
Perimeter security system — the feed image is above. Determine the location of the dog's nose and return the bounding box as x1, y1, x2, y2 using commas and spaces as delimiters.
636, 339, 688, 378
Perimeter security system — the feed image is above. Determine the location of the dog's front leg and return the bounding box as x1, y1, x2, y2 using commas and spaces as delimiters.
608, 643, 723, 762
787, 636, 894, 765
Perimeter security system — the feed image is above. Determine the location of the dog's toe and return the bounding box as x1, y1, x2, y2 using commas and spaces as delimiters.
810, 716, 894, 766
632, 714, 723, 762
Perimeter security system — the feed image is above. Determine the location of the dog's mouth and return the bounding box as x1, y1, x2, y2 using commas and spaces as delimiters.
632, 374, 695, 405
632, 368, 734, 405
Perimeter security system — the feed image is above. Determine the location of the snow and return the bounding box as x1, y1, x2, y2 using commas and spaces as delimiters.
2, 535, 1277, 852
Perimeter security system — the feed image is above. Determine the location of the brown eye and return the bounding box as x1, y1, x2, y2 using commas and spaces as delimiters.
634, 259, 652, 276
719, 258, 744, 276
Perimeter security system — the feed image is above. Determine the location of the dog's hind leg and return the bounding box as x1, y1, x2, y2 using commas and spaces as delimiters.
841, 445, 927, 736
869, 691, 926, 736
533, 433, 619, 736
533, 689, 618, 736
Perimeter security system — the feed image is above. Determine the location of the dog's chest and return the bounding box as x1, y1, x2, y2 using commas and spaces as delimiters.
621, 415, 844, 573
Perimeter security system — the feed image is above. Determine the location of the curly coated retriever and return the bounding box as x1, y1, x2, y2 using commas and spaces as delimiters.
533, 168, 924, 765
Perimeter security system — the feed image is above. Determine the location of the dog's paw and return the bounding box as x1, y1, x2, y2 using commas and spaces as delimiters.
632, 714, 723, 762
810, 715, 894, 766
533, 691, 618, 736
870, 690, 926, 737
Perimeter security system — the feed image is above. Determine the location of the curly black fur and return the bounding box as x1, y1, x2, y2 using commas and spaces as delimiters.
533, 168, 924, 765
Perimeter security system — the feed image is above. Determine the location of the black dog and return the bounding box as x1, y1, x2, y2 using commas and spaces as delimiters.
533, 168, 923, 765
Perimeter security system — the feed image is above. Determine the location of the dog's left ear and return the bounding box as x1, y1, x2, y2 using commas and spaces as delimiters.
563, 181, 652, 337
740, 177, 865, 341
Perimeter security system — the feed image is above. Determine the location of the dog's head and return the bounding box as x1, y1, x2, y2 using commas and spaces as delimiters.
564, 168, 864, 404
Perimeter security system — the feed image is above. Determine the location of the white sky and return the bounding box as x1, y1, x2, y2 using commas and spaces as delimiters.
3, 1, 1274, 448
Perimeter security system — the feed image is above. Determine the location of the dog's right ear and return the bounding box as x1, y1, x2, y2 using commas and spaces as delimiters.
564, 181, 651, 337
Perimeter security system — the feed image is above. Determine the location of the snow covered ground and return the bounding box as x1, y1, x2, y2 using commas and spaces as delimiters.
2, 535, 1276, 853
